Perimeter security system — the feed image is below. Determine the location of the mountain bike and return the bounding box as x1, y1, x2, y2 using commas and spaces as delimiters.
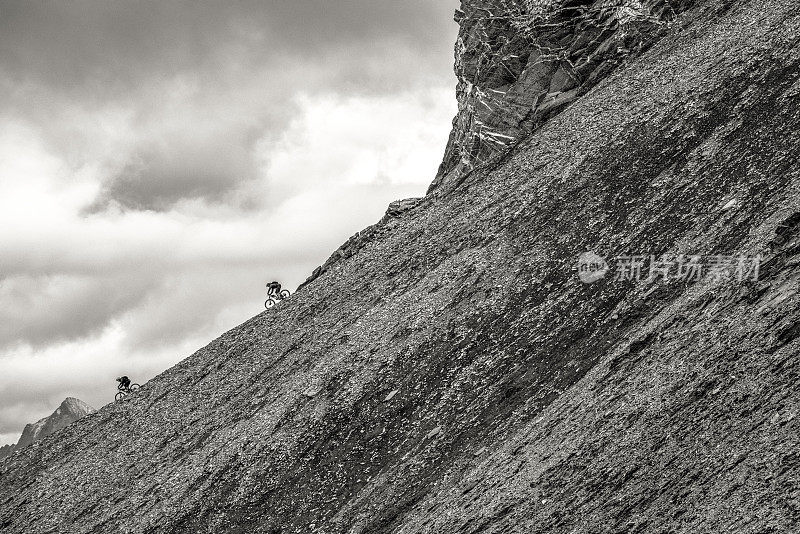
265, 289, 291, 309
115, 384, 141, 402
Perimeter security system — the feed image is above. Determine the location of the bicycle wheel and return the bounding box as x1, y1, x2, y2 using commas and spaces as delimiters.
115, 392, 125, 402
129, 384, 140, 392
279, 290, 291, 299
265, 299, 276, 309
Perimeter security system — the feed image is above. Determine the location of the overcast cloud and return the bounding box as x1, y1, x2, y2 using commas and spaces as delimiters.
0, 0, 459, 446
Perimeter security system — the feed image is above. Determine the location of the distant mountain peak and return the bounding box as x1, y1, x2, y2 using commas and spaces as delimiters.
56, 397, 95, 417
0, 398, 95, 459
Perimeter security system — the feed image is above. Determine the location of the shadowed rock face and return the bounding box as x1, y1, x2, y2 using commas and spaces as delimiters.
0, 398, 95, 460
430, 0, 696, 193
1, 0, 799, 532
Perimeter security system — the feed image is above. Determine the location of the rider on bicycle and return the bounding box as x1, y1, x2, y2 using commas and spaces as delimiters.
116, 376, 131, 391
267, 281, 283, 299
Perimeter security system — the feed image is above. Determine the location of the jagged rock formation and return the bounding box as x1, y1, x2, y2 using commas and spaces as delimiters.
1, 0, 799, 532
431, 0, 693, 192
0, 398, 95, 460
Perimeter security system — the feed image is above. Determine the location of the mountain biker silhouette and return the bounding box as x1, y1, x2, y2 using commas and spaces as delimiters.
115, 376, 140, 402
264, 281, 291, 309
266, 281, 282, 298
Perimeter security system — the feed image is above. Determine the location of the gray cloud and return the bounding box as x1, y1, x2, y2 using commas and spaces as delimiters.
0, 0, 458, 212
0, 1, 456, 88
88, 130, 265, 212
0, 273, 157, 349
0, 1, 458, 445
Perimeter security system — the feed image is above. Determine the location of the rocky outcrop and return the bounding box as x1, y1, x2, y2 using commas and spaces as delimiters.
385, 197, 424, 218
0, 398, 95, 460
1, 0, 799, 532
430, 0, 693, 193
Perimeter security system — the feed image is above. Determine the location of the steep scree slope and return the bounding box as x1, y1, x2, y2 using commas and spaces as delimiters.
1, 0, 799, 532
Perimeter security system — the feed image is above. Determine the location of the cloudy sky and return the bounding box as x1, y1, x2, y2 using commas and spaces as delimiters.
0, 0, 459, 446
